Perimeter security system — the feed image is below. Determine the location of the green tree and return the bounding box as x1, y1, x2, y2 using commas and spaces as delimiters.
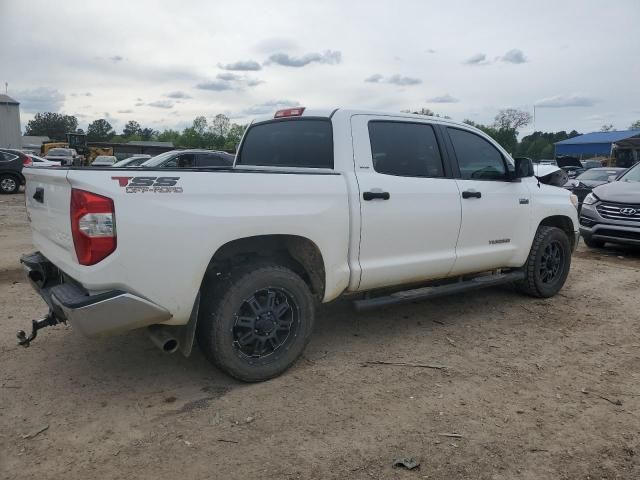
210, 114, 230, 138
224, 123, 247, 150
139, 128, 158, 141
600, 124, 615, 132
122, 120, 141, 137
157, 129, 181, 145
87, 119, 116, 141
629, 120, 640, 130
24, 112, 78, 140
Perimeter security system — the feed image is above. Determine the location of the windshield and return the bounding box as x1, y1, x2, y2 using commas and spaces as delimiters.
577, 169, 619, 182
619, 164, 640, 183
140, 151, 178, 167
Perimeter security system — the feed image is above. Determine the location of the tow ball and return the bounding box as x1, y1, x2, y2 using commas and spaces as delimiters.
17, 311, 64, 347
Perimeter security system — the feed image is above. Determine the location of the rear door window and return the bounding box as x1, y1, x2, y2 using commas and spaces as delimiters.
238, 119, 333, 168
368, 121, 444, 177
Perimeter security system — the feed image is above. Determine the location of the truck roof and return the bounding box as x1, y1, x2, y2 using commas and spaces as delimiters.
250, 107, 470, 129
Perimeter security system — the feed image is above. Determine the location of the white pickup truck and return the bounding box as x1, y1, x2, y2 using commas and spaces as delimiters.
20, 108, 579, 381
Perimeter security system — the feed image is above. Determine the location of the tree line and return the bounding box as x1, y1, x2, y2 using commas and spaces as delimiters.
24, 110, 640, 159
24, 113, 247, 152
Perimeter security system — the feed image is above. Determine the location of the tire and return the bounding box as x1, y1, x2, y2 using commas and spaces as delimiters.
583, 236, 605, 249
517, 226, 571, 298
0, 174, 20, 194
197, 263, 315, 382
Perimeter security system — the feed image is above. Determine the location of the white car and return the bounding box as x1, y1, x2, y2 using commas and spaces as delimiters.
91, 155, 118, 167
29, 154, 61, 167
45, 148, 78, 166
21, 107, 579, 382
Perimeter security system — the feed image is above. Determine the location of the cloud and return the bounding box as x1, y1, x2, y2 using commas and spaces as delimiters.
135, 102, 144, 106
365, 74, 422, 86
500, 49, 527, 64
267, 50, 341, 67
164, 91, 191, 99
219, 60, 262, 71
242, 99, 300, 115
196, 80, 233, 91
535, 95, 596, 108
386, 74, 421, 86
427, 94, 459, 103
14, 87, 65, 112
117, 109, 133, 114
246, 78, 264, 87
426, 48, 436, 54
147, 100, 174, 109
217, 72, 241, 81
464, 53, 489, 65
110, 55, 124, 62
365, 74, 383, 83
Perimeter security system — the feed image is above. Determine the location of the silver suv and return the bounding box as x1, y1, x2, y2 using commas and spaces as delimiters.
579, 162, 640, 247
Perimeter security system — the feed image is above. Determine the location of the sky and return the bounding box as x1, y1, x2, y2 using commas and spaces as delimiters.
2, 0, 639, 137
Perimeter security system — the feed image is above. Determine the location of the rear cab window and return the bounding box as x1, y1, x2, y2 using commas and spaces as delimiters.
368, 121, 445, 178
237, 119, 333, 169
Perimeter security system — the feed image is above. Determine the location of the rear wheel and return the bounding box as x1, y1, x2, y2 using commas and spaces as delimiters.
197, 264, 315, 382
583, 236, 605, 249
517, 226, 571, 298
0, 174, 19, 194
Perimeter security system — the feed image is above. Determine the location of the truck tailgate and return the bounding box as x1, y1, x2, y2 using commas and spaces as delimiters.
24, 167, 75, 259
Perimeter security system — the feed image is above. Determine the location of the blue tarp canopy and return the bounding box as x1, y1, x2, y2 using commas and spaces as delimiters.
555, 130, 640, 156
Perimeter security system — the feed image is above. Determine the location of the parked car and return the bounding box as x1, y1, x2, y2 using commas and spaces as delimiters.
556, 156, 585, 178
581, 159, 603, 169
45, 148, 78, 166
0, 148, 30, 194
112, 155, 152, 167
29, 154, 61, 167
140, 149, 234, 168
564, 167, 626, 208
91, 155, 118, 167
20, 107, 579, 382
580, 161, 640, 248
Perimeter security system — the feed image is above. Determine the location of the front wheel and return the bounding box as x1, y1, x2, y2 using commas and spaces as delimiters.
517, 226, 571, 298
197, 264, 315, 382
0, 174, 20, 194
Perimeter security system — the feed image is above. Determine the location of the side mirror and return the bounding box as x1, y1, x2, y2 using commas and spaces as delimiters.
514, 157, 534, 178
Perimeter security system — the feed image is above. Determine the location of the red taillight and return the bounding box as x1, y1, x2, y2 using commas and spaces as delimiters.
70, 189, 116, 265
274, 107, 305, 118
23, 156, 33, 166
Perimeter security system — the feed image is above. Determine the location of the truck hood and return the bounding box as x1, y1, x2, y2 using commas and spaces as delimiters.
533, 164, 569, 187
592, 181, 640, 204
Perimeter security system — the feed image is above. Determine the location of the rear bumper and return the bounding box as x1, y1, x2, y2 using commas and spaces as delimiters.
21, 252, 171, 337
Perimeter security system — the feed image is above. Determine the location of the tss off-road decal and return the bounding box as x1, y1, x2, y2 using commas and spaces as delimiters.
111, 176, 183, 193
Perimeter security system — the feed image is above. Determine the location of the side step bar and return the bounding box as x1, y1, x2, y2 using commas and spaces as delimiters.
352, 271, 526, 311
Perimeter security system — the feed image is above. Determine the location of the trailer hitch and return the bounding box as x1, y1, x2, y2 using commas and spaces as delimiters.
17, 311, 63, 347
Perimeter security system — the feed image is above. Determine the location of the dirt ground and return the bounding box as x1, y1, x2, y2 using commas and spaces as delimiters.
1, 192, 639, 480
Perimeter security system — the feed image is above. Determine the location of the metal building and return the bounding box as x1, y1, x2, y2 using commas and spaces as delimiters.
554, 130, 640, 167
0, 94, 22, 148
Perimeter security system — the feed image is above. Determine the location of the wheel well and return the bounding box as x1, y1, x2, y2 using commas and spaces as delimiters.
203, 235, 326, 300
540, 215, 575, 245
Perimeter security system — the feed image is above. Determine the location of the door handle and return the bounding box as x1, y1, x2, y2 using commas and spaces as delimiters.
462, 190, 481, 199
363, 191, 390, 201
33, 188, 44, 203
